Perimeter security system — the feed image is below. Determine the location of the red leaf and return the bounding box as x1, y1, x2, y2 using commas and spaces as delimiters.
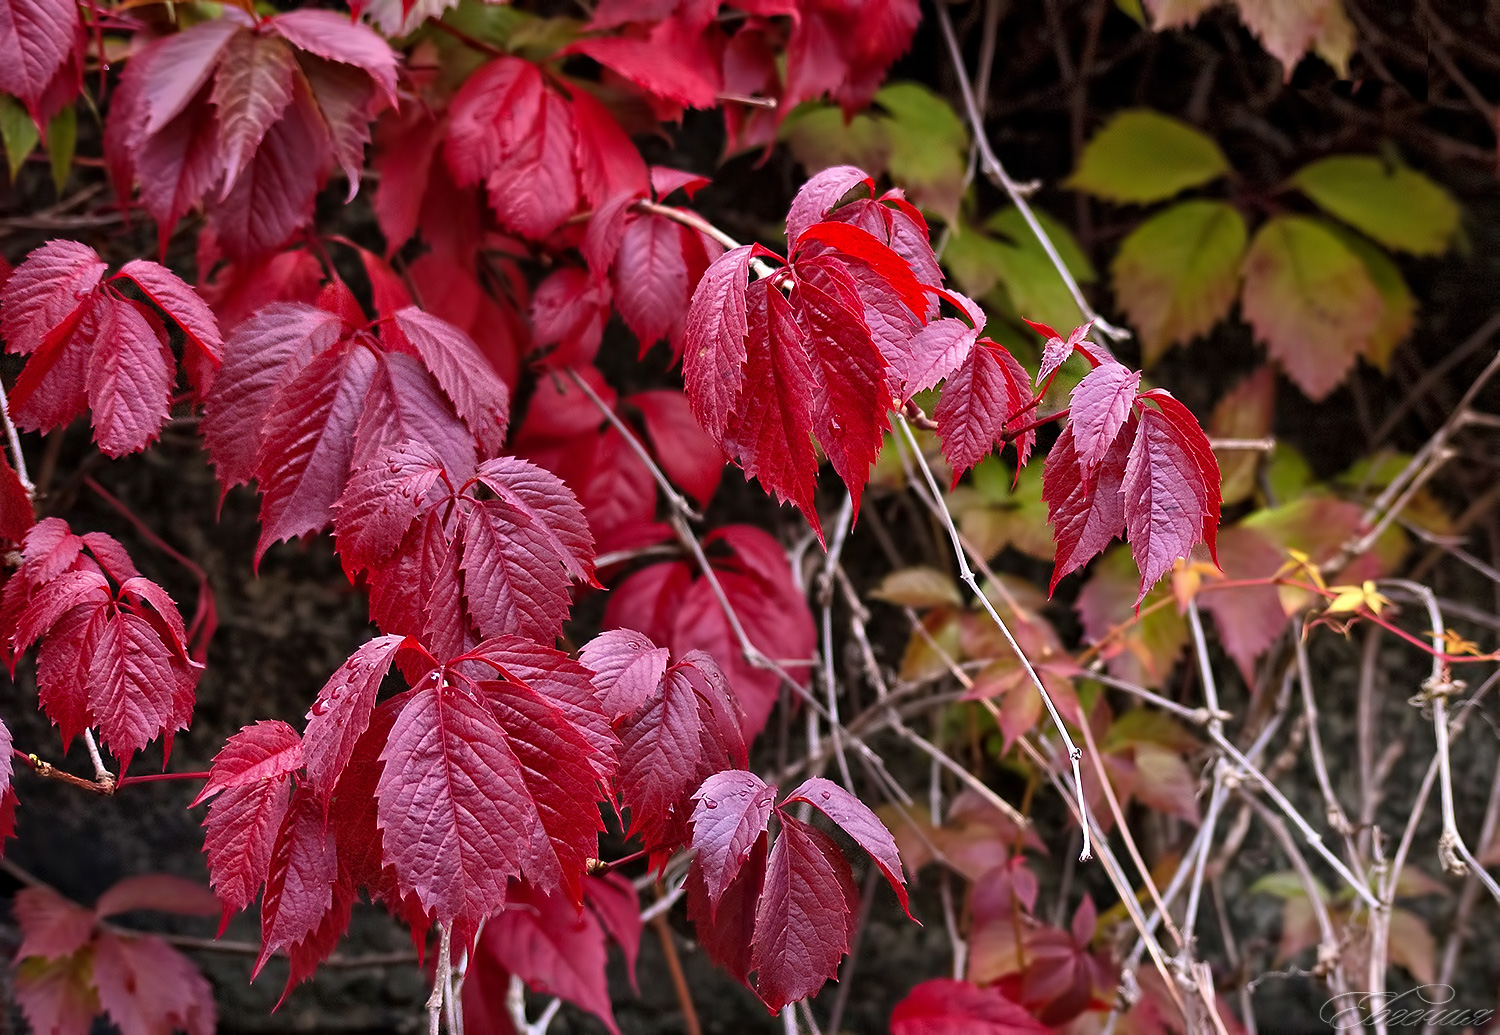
750, 814, 859, 1012
0, 0, 79, 117
94, 874, 220, 920
686, 829, 765, 983
0, 452, 34, 542
479, 676, 610, 904
1140, 389, 1221, 563
681, 244, 752, 443
209, 83, 329, 259
35, 604, 105, 749
629, 388, 724, 507
89, 610, 199, 766
613, 212, 691, 350
475, 455, 597, 584
1041, 418, 1132, 595
888, 294, 982, 402
255, 785, 338, 975
689, 769, 775, 916
498, 90, 581, 239
446, 56, 544, 185
570, 17, 723, 110
1069, 362, 1141, 473
782, 776, 910, 917
201, 767, 293, 931
1122, 407, 1217, 602
210, 30, 298, 195
86, 297, 176, 457
935, 340, 1034, 485
13, 886, 96, 961
267, 9, 398, 106
93, 931, 216, 1035
615, 652, 746, 856
0, 240, 106, 357
193, 719, 303, 806
467, 881, 620, 1035
795, 219, 927, 319
301, 55, 377, 203
377, 680, 541, 938
302, 634, 409, 805
583, 872, 642, 987
1198, 525, 1287, 684
333, 441, 446, 576
571, 87, 650, 206
531, 266, 611, 368
726, 281, 820, 526
203, 303, 344, 491
253, 341, 379, 560
138, 20, 239, 136
1029, 320, 1099, 387
579, 628, 670, 719
391, 307, 511, 454
890, 978, 1049, 1035
134, 91, 225, 245
114, 259, 224, 373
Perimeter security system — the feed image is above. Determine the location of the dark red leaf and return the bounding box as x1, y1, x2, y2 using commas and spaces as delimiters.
681, 244, 752, 443
0, 0, 79, 117
569, 17, 722, 110
390, 306, 510, 454
302, 634, 410, 805
267, 9, 398, 106
468, 881, 619, 1035
749, 814, 859, 1012
210, 30, 298, 194
114, 259, 224, 372
202, 772, 293, 933
686, 829, 765, 983
781, 776, 911, 917
795, 219, 927, 319
934, 340, 1034, 486
255, 785, 338, 975
377, 680, 542, 939
690, 769, 775, 916
1122, 407, 1215, 603
1041, 418, 1133, 595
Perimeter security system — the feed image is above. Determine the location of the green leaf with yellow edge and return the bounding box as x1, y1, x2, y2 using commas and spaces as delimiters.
899, 607, 963, 683
0, 95, 39, 182
875, 83, 968, 223
985, 206, 1097, 334
872, 566, 964, 609
1290, 155, 1459, 256
1209, 366, 1275, 506
780, 105, 886, 187
46, 105, 75, 195
1103, 708, 1199, 753
1111, 200, 1246, 365
1325, 226, 1415, 371
1067, 109, 1229, 204
1075, 545, 1187, 689
1240, 215, 1382, 401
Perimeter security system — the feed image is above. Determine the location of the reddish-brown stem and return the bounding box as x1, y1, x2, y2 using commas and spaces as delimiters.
651, 910, 702, 1035
114, 770, 210, 788
428, 17, 507, 58
587, 849, 647, 874
14, 748, 114, 795
1002, 406, 1068, 442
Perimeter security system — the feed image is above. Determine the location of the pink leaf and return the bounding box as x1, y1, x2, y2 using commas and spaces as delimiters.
681, 244, 752, 443
890, 978, 1050, 1034
1068, 362, 1141, 473
391, 306, 510, 454
93, 931, 215, 1035
333, 441, 446, 576
579, 628, 670, 720
0, 241, 106, 357
629, 388, 725, 506
201, 765, 293, 931
1041, 419, 1132, 595
95, 875, 220, 920
782, 776, 911, 916
114, 259, 224, 370
1122, 408, 1213, 603
268, 9, 398, 106
935, 340, 1034, 485
786, 165, 872, 245
13, 887, 96, 961
255, 786, 338, 976
209, 30, 297, 195
85, 297, 175, 457
0, 0, 79, 116
689, 769, 775, 917
301, 634, 409, 805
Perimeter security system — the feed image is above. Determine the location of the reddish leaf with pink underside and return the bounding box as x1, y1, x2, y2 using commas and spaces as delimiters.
935, 339, 1035, 484
92, 931, 216, 1035
781, 776, 911, 917
889, 978, 1050, 1034
681, 243, 752, 443
1068, 362, 1141, 473
1042, 418, 1133, 595
254, 785, 338, 976
301, 634, 409, 805
579, 628, 671, 719
786, 166, 873, 244
13, 886, 97, 961
0, 0, 79, 119
690, 769, 776, 915
199, 753, 294, 932
1122, 400, 1220, 602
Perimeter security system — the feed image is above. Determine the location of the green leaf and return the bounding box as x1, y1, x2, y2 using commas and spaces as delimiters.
1324, 225, 1415, 370
1240, 215, 1382, 401
1111, 200, 1247, 364
956, 459, 1053, 562
46, 105, 76, 195
0, 95, 39, 182
781, 104, 886, 184
1262, 443, 1313, 504
986, 206, 1096, 334
1067, 109, 1229, 204
1290, 155, 1459, 256
1114, 0, 1147, 24
872, 567, 964, 609
875, 83, 968, 223
1250, 870, 1328, 902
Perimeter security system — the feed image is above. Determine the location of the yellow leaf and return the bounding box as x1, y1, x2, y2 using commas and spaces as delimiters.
1325, 580, 1389, 616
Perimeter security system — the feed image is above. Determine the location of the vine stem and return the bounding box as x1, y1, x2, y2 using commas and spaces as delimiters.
893, 414, 1093, 859
0, 378, 33, 497
932, 0, 1126, 341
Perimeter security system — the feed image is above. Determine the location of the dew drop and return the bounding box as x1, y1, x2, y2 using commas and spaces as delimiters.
820, 791, 831, 801
704, 799, 718, 810
310, 699, 329, 716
